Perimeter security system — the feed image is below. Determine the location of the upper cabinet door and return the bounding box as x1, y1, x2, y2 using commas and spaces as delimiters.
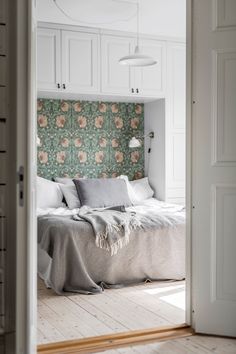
101, 35, 135, 95
133, 39, 166, 97
37, 28, 61, 91
61, 31, 99, 93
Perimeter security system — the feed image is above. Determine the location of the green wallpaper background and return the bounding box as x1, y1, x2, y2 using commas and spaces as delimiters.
37, 99, 144, 180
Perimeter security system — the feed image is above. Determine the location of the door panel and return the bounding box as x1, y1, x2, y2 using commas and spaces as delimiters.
192, 0, 236, 336
37, 28, 61, 91
62, 31, 99, 93
133, 39, 166, 96
101, 35, 134, 95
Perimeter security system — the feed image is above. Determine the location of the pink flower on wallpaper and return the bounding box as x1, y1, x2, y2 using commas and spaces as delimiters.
135, 104, 142, 115
37, 100, 43, 111
131, 150, 140, 163
111, 138, 119, 148
78, 151, 87, 163
57, 151, 66, 164
38, 114, 48, 128
111, 103, 119, 113
100, 172, 108, 178
99, 103, 107, 113
56, 115, 66, 128
74, 173, 81, 178
74, 138, 83, 147
114, 116, 123, 129
61, 138, 69, 148
95, 116, 104, 129
61, 101, 69, 112
73, 102, 82, 112
115, 151, 124, 163
95, 151, 104, 164
77, 116, 87, 128
134, 171, 143, 180
38, 151, 48, 164
130, 117, 140, 129
99, 137, 107, 147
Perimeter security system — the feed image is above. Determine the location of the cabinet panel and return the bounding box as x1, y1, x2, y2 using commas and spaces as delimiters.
134, 39, 166, 97
62, 31, 99, 93
101, 35, 134, 95
167, 43, 186, 130
37, 28, 61, 91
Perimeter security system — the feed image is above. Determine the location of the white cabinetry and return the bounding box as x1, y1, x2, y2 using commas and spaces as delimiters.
145, 42, 186, 204
101, 35, 166, 97
165, 42, 186, 204
101, 35, 135, 95
133, 39, 166, 97
62, 31, 99, 93
37, 27, 100, 94
37, 28, 61, 91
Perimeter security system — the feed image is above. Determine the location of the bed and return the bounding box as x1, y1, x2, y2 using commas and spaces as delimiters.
37, 198, 185, 295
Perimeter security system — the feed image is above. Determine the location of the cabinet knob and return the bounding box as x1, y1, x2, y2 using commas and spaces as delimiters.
57, 83, 60, 89
136, 88, 139, 94
63, 84, 66, 89
131, 88, 134, 93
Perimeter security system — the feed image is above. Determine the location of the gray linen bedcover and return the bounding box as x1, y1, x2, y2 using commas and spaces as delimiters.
38, 214, 185, 294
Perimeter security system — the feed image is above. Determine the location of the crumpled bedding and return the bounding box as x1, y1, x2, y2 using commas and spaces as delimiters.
38, 198, 186, 295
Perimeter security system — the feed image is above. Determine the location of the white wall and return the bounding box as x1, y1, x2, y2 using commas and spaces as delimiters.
37, 0, 186, 39
144, 99, 165, 200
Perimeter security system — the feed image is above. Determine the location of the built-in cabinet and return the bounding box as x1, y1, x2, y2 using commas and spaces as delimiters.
101, 35, 165, 97
145, 42, 186, 204
37, 27, 99, 94
37, 24, 166, 99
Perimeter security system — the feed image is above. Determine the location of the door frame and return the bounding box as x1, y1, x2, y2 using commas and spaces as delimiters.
19, 0, 193, 353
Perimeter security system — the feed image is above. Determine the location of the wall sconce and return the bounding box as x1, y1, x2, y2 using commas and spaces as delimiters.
129, 131, 154, 148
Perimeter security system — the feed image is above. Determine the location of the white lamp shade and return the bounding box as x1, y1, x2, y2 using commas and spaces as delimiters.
129, 137, 141, 148
119, 45, 157, 67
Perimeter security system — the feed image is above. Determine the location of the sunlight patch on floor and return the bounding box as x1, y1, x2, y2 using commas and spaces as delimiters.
160, 290, 186, 310
143, 284, 185, 295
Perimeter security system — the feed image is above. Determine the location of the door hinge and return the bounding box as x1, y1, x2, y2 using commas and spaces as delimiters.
17, 166, 24, 207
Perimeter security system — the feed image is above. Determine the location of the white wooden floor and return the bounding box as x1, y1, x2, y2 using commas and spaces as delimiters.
102, 335, 236, 354
37, 278, 186, 344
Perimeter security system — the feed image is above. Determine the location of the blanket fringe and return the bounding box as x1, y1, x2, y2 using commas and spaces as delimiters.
95, 217, 141, 256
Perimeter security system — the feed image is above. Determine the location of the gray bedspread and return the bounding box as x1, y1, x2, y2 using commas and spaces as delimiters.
38, 201, 185, 294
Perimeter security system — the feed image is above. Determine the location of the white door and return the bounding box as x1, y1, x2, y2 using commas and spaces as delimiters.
133, 39, 166, 97
62, 30, 99, 93
101, 35, 135, 95
37, 27, 61, 91
192, 0, 236, 336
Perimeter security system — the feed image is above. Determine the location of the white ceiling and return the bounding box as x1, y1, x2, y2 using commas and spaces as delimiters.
37, 0, 186, 39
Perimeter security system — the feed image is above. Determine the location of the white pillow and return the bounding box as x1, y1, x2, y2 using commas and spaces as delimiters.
117, 175, 137, 205
60, 184, 81, 210
130, 177, 154, 202
54, 177, 74, 185
37, 177, 64, 208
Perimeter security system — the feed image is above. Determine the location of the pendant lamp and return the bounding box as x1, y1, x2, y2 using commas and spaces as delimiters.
119, 1, 157, 67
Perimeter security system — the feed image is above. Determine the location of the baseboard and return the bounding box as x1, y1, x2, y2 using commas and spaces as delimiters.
38, 323, 193, 354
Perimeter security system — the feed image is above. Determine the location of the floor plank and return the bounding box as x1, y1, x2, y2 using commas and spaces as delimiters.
101, 336, 236, 354
37, 278, 185, 345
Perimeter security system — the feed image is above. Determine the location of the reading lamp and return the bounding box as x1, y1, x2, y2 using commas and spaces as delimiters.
129, 131, 154, 149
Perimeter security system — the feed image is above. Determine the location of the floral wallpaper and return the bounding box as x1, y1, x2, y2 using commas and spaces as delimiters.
37, 99, 144, 180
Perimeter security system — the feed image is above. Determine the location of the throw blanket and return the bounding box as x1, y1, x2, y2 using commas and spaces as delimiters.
73, 206, 141, 255
73, 205, 185, 256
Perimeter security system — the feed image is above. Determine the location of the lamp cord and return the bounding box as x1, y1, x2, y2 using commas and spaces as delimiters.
53, 0, 138, 26
146, 135, 152, 174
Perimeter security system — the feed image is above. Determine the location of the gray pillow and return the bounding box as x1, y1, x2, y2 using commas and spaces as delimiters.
54, 177, 74, 185
73, 178, 132, 208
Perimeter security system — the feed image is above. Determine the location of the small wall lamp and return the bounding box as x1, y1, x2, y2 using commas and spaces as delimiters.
129, 131, 154, 148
